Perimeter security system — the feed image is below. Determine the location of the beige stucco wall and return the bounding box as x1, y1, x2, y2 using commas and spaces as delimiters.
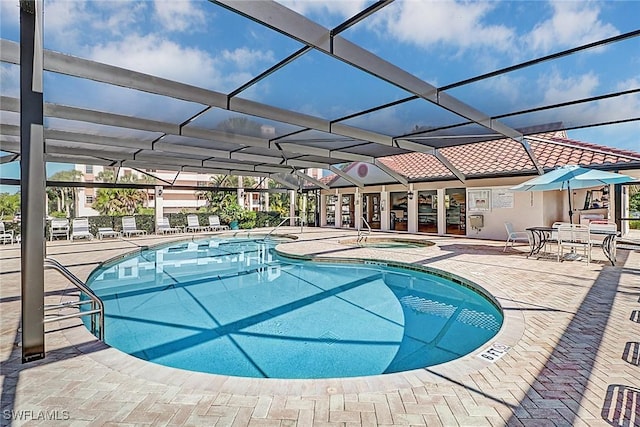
319, 171, 637, 241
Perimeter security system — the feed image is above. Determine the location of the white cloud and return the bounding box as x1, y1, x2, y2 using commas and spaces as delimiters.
153, 0, 206, 33
0, 1, 19, 29
221, 48, 275, 69
539, 70, 599, 105
526, 1, 618, 53
90, 34, 221, 89
370, 1, 515, 52
0, 64, 19, 97
278, 0, 369, 21
43, 1, 146, 49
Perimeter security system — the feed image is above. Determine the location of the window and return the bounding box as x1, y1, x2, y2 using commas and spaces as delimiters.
85, 195, 94, 204
85, 165, 93, 174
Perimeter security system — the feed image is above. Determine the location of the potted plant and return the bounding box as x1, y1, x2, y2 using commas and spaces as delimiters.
218, 202, 243, 230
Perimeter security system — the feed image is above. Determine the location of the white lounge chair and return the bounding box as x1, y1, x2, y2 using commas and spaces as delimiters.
71, 218, 94, 240
186, 214, 207, 232
503, 222, 529, 251
121, 216, 147, 237
208, 215, 229, 231
49, 218, 70, 241
97, 227, 121, 240
0, 222, 14, 244
557, 223, 592, 264
157, 217, 181, 234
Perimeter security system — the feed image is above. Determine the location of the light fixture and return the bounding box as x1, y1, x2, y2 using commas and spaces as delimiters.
380, 200, 386, 211
407, 191, 414, 200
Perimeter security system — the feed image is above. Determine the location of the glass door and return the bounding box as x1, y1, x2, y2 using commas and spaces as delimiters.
362, 193, 381, 229
390, 191, 408, 231
341, 195, 355, 228
325, 195, 337, 226
418, 190, 437, 233
445, 188, 466, 235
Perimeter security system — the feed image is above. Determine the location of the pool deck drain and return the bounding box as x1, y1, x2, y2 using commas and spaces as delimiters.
1, 228, 638, 426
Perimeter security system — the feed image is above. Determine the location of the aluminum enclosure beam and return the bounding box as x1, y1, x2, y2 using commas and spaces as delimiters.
373, 159, 408, 186
20, 0, 45, 363
214, 0, 542, 172
270, 174, 299, 190
329, 165, 364, 188
294, 170, 329, 190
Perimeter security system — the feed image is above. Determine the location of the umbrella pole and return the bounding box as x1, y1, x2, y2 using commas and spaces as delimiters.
568, 182, 573, 224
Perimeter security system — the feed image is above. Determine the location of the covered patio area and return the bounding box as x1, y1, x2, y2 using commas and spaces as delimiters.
1, 229, 638, 425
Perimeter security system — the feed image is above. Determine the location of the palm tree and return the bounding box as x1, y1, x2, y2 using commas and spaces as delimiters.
92, 170, 148, 215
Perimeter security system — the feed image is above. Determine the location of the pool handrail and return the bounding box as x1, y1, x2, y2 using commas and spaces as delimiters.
265, 216, 303, 238
358, 217, 371, 243
43, 257, 104, 341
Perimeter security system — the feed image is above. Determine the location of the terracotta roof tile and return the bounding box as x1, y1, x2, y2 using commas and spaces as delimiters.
317, 132, 640, 184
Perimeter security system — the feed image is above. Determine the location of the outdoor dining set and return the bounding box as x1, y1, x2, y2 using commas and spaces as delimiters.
526, 221, 618, 265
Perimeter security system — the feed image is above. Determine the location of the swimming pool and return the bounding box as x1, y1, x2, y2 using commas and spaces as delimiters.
85, 237, 503, 379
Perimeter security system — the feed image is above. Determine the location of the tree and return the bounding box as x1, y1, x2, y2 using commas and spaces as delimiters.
92, 170, 149, 216
0, 192, 20, 219
48, 169, 83, 217
630, 185, 640, 213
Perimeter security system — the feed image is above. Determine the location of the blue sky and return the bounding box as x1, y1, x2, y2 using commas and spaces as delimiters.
0, 0, 638, 190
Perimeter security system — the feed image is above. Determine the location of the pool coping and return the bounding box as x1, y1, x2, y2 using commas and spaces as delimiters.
58, 234, 525, 396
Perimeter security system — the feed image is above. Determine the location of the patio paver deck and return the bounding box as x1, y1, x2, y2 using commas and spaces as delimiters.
1, 228, 638, 426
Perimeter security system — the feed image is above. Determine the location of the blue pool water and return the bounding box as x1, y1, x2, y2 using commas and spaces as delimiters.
85, 238, 503, 379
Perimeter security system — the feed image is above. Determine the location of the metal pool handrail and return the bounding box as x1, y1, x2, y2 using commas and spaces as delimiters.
265, 216, 303, 238
358, 217, 371, 243
43, 257, 104, 341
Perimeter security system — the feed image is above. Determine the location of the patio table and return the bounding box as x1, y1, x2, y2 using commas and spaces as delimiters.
526, 226, 619, 265
591, 229, 619, 266
526, 226, 553, 258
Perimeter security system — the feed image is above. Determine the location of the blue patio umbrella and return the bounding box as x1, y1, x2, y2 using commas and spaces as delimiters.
511, 165, 637, 223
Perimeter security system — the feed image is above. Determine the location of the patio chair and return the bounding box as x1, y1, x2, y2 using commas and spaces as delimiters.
121, 216, 147, 238
544, 221, 566, 253
185, 214, 207, 233
157, 217, 181, 234
589, 220, 617, 261
71, 218, 94, 241
97, 227, 121, 240
0, 222, 14, 244
49, 218, 70, 241
503, 222, 530, 251
557, 223, 592, 264
208, 215, 229, 231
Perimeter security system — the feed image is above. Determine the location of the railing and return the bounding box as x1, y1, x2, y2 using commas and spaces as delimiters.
358, 217, 372, 243
43, 258, 104, 341
265, 216, 304, 238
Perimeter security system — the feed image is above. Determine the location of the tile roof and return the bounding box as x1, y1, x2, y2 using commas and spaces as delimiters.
321, 131, 640, 185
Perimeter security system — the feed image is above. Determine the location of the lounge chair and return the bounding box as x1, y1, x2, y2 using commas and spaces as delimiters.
71, 218, 94, 240
557, 223, 591, 264
49, 218, 70, 241
157, 217, 181, 234
121, 216, 147, 237
185, 214, 207, 232
208, 215, 229, 231
503, 222, 529, 251
97, 227, 121, 240
0, 222, 14, 244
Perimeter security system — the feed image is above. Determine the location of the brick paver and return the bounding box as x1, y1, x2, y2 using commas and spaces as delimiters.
1, 229, 638, 426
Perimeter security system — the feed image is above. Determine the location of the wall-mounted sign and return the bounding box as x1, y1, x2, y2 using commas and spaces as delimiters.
468, 189, 491, 211
492, 190, 515, 209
